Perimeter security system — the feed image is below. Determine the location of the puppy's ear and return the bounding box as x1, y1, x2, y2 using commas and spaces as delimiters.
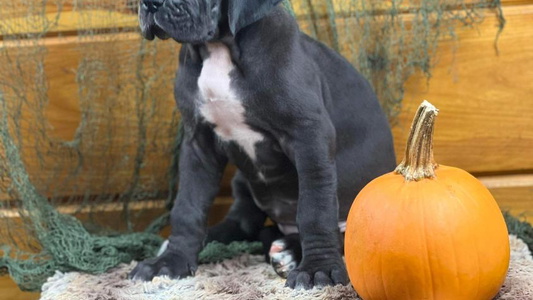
228, 0, 283, 35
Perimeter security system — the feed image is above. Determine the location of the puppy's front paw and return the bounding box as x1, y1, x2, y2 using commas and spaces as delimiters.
285, 258, 349, 290
129, 249, 196, 281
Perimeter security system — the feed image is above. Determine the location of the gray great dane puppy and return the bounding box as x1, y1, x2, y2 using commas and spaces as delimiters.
130, 0, 396, 289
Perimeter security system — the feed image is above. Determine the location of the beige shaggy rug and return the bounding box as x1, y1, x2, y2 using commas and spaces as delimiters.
40, 235, 533, 300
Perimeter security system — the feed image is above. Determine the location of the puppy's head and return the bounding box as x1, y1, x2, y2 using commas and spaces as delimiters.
139, 0, 283, 43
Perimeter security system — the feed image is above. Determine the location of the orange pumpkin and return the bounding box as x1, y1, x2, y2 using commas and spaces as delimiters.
345, 101, 510, 300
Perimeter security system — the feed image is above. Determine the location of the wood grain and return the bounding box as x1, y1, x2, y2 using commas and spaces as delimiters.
0, 34, 181, 200
1, 0, 529, 37
492, 186, 533, 221
480, 174, 533, 189
0, 10, 138, 37
478, 175, 533, 221
394, 5, 533, 173
0, 277, 39, 300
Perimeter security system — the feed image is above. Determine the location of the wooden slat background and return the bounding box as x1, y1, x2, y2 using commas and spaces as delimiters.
0, 0, 525, 36
0, 1, 532, 219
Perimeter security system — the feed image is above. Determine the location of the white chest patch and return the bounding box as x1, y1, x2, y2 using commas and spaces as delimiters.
198, 43, 264, 160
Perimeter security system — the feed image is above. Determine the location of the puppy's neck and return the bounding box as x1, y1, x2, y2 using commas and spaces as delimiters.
197, 36, 240, 67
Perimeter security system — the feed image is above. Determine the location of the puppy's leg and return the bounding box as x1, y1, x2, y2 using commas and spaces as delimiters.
284, 119, 349, 289
207, 171, 267, 243
130, 128, 227, 281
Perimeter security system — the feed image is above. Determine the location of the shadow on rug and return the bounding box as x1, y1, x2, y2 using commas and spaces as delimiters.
41, 235, 532, 300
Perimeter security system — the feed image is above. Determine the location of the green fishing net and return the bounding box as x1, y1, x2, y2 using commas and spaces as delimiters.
0, 0, 505, 292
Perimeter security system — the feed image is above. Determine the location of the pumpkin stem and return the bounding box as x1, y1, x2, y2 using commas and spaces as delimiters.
395, 100, 439, 181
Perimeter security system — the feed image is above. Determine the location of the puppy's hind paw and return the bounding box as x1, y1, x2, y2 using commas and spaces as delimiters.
268, 234, 302, 278
270, 240, 299, 278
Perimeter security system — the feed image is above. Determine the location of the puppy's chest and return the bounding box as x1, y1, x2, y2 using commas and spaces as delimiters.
197, 43, 264, 160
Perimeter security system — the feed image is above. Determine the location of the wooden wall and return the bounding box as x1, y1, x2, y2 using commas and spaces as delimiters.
395, 3, 533, 219
0, 0, 532, 221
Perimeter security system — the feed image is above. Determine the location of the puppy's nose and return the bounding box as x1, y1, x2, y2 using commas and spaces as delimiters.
142, 0, 165, 13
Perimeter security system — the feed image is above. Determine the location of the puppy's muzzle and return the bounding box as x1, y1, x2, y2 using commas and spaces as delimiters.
142, 0, 165, 13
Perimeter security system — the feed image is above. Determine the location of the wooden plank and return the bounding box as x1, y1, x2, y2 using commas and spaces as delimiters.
0, 10, 138, 37
478, 174, 533, 221
501, 0, 533, 4
0, 277, 39, 300
393, 5, 533, 173
291, 0, 524, 19
0, 0, 132, 19
1, 0, 528, 37
480, 174, 533, 189
491, 186, 533, 221
0, 33, 181, 200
